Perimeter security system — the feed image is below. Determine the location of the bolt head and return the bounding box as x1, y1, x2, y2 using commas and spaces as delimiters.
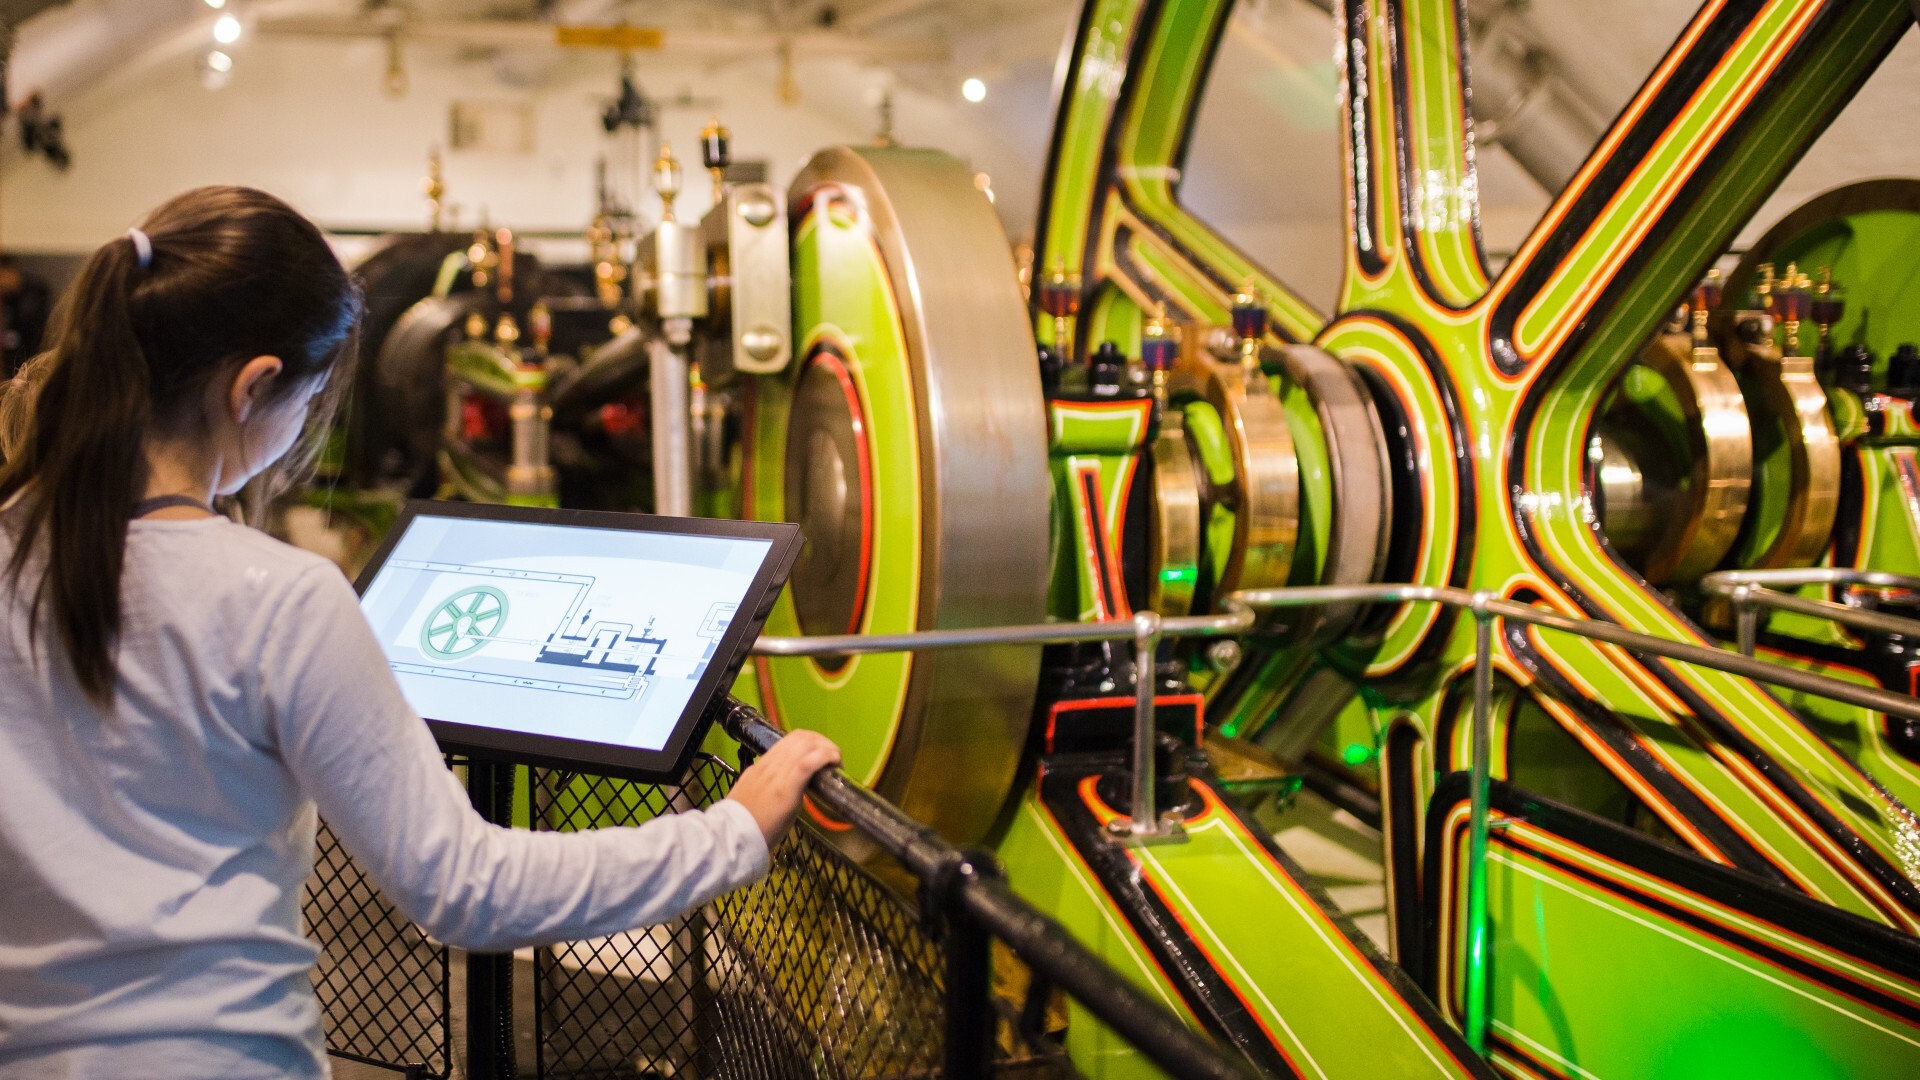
742, 326, 782, 360
1207, 639, 1242, 674
738, 194, 777, 228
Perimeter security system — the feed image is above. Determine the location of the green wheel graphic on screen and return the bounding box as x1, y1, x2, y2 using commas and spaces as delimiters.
420, 585, 508, 661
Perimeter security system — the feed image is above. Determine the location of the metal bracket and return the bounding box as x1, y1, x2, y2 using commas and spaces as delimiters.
1103, 815, 1189, 847
698, 181, 792, 381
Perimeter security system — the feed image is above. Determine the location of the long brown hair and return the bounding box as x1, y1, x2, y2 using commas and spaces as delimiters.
0, 186, 362, 704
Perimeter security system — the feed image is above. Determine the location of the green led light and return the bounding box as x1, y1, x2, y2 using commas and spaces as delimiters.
1341, 742, 1373, 766
1158, 566, 1198, 583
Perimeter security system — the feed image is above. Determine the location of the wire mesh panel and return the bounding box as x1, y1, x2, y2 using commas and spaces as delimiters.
530, 760, 729, 1078
305, 816, 452, 1077
702, 807, 948, 1079
531, 756, 1061, 1080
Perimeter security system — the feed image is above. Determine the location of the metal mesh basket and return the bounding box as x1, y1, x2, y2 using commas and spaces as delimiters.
305, 752, 1073, 1079
305, 816, 452, 1077
531, 756, 1067, 1080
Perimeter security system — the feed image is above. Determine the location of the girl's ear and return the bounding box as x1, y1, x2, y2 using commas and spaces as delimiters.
227, 355, 285, 424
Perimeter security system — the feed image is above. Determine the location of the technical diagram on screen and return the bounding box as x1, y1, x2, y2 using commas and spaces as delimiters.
353, 502, 798, 781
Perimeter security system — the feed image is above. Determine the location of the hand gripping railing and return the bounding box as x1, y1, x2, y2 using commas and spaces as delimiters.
711, 697, 1255, 1080
749, 582, 1920, 1058
1700, 567, 1920, 655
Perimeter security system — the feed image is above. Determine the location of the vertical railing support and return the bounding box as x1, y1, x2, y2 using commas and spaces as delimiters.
1129, 609, 1165, 837
1463, 591, 1496, 1055
1733, 583, 1759, 657
943, 854, 999, 1080
464, 761, 517, 1080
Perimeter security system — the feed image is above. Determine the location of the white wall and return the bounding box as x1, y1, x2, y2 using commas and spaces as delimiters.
0, 27, 1061, 255
1507, 1, 1920, 250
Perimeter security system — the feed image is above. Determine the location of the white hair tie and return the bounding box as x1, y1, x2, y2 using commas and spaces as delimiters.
127, 228, 153, 269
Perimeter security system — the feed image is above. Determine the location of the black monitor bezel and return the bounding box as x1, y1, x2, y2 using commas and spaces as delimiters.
351, 499, 798, 783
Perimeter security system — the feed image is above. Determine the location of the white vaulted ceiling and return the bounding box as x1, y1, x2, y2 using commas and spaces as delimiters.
2, 0, 1916, 260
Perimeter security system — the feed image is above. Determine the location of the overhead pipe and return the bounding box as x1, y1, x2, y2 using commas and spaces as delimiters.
1460, 0, 1608, 193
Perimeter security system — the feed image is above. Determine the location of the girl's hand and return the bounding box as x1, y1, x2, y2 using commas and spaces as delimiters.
725, 730, 842, 847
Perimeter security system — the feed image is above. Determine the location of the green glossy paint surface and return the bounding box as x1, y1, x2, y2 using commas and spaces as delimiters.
747, 195, 920, 789
1847, 439, 1920, 579
997, 792, 1186, 1080
1437, 809, 1920, 1080
1042, 0, 1148, 281
997, 781, 1484, 1078
1730, 365, 1811, 567
1049, 400, 1153, 620
1038, 0, 1320, 349
1396, 0, 1918, 926
1315, 691, 1386, 786
1728, 207, 1920, 813
1182, 402, 1236, 488
1212, 648, 1313, 738
1764, 648, 1920, 821
1122, 790, 1481, 1076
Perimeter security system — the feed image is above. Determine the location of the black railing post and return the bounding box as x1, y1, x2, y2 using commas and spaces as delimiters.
943, 851, 1001, 1080
465, 760, 516, 1080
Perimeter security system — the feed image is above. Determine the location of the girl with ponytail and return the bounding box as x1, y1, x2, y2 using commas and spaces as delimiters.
0, 188, 836, 1079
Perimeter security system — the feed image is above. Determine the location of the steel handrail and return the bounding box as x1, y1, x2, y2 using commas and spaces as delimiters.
750, 580, 1920, 1055
1701, 567, 1920, 654
747, 608, 1252, 656
749, 581, 1920, 723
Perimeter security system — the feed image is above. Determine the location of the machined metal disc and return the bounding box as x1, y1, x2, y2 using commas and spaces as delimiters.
1149, 420, 1204, 617
1279, 344, 1393, 633
1729, 339, 1840, 569
1203, 365, 1300, 596
1603, 332, 1754, 584
747, 147, 1050, 850
1200, 347, 1394, 748
1591, 431, 1655, 558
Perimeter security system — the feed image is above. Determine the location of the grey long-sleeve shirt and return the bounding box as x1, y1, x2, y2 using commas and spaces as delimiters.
0, 515, 767, 1078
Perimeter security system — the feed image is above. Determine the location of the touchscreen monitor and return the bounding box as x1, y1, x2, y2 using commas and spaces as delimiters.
353, 501, 800, 781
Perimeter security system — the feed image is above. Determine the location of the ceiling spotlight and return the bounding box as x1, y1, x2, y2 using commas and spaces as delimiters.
213, 13, 242, 45
961, 77, 986, 104
199, 48, 234, 90
205, 0, 226, 8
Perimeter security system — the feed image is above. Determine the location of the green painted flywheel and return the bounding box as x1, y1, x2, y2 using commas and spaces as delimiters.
420, 585, 508, 661
745, 147, 1051, 851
